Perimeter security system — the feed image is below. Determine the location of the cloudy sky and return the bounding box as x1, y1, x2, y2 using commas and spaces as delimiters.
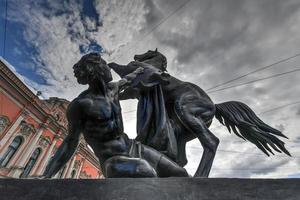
1, 0, 300, 178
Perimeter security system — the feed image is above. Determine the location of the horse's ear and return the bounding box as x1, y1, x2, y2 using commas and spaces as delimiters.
155, 48, 158, 52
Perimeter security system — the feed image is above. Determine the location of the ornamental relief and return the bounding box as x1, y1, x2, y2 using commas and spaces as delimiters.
38, 136, 52, 148
0, 115, 10, 134
52, 109, 67, 127
19, 121, 36, 138
79, 170, 92, 179
74, 160, 81, 170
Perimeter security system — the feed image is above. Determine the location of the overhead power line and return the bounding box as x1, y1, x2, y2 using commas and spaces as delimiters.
138, 0, 193, 42
2, 0, 8, 58
123, 97, 300, 119
207, 68, 300, 94
259, 100, 300, 114
206, 52, 300, 91
110, 0, 193, 62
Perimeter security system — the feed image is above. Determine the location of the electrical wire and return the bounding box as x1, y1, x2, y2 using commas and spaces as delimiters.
109, 0, 193, 62
2, 0, 8, 58
207, 68, 300, 94
206, 52, 300, 91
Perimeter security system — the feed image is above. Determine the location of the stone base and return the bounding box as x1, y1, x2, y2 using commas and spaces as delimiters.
0, 178, 299, 200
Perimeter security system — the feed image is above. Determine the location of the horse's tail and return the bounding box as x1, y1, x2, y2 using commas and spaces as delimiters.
214, 101, 291, 156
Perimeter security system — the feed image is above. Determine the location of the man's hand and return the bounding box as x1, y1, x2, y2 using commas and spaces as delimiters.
134, 67, 144, 74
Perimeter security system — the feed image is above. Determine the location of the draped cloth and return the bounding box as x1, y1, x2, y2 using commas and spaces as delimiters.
135, 85, 177, 161
110, 61, 178, 160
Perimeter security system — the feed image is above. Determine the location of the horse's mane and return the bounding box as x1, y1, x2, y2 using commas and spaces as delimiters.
140, 50, 167, 71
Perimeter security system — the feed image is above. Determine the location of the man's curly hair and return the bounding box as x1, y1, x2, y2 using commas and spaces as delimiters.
74, 53, 112, 83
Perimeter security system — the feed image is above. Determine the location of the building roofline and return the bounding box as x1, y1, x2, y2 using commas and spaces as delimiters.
0, 59, 70, 131
1, 58, 101, 174
0, 59, 40, 103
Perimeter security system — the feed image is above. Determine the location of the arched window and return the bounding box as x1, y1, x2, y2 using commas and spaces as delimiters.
20, 148, 41, 178
0, 136, 23, 167
71, 169, 76, 178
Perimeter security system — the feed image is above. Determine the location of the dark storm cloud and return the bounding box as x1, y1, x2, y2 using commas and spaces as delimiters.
147, 0, 300, 61
275, 124, 285, 132
142, 0, 164, 28
296, 107, 300, 115
142, 0, 300, 89
139, 0, 300, 178
161, 1, 250, 63
6, 0, 299, 178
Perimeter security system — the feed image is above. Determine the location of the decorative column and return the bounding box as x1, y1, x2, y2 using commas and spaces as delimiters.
35, 135, 59, 175
30, 136, 52, 176
64, 155, 77, 178
0, 110, 28, 151
6, 122, 36, 168
9, 124, 46, 177
61, 160, 71, 178
76, 158, 85, 179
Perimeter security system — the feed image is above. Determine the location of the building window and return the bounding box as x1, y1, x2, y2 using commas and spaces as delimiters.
0, 136, 23, 167
20, 148, 41, 178
71, 169, 76, 178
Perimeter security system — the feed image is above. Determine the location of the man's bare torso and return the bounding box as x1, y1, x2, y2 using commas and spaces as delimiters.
72, 89, 130, 165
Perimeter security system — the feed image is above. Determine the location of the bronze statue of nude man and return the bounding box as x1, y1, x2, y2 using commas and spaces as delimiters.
42, 53, 188, 178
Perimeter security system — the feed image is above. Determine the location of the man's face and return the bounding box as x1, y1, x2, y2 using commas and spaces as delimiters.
73, 63, 89, 85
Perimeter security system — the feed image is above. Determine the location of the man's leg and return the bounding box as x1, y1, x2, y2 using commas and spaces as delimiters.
141, 145, 189, 177
156, 154, 189, 177
103, 156, 158, 178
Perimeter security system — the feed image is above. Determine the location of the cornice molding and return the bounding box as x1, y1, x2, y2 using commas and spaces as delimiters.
0, 61, 36, 101
0, 60, 68, 134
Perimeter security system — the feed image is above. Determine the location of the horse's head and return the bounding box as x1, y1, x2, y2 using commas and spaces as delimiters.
134, 48, 167, 71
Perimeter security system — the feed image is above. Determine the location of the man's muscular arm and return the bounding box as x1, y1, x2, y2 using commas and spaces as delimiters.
117, 67, 144, 91
110, 67, 144, 98
43, 100, 82, 178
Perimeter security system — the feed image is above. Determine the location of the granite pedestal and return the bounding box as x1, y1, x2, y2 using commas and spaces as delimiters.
0, 178, 299, 200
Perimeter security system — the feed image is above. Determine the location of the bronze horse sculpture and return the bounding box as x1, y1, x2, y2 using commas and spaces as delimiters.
108, 49, 290, 177
43, 53, 189, 178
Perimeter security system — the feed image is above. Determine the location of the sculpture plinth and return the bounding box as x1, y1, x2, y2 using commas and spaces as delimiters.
1, 178, 299, 200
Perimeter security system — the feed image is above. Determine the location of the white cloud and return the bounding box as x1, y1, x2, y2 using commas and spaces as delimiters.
93, 0, 148, 63
6, 0, 300, 178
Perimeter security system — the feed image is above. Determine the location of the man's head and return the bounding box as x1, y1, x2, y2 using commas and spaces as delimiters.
73, 53, 112, 85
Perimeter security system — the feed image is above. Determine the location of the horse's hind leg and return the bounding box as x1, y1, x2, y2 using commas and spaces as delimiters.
175, 102, 219, 177
177, 136, 188, 167
194, 126, 219, 177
